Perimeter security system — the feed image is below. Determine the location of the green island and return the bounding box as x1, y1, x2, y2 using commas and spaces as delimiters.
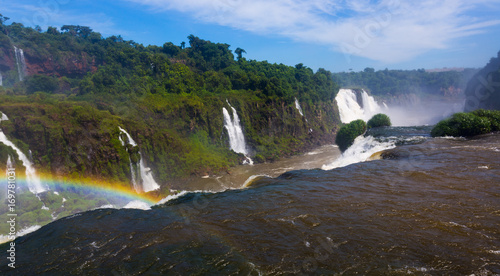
431, 109, 500, 137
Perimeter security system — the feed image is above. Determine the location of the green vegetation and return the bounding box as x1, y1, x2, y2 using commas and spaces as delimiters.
367, 113, 391, 129
335, 119, 367, 152
430, 109, 500, 137
0, 16, 341, 188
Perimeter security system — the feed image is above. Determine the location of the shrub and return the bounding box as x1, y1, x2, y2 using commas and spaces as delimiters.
472, 109, 500, 131
335, 119, 367, 152
367, 113, 391, 129
431, 110, 496, 137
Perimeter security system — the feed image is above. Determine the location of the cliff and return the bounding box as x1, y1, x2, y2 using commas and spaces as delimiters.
464, 51, 500, 112
0, 21, 341, 191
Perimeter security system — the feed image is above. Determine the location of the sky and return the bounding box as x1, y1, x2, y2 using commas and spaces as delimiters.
1, 0, 500, 72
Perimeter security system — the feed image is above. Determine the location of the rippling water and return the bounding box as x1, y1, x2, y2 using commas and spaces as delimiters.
1, 129, 499, 275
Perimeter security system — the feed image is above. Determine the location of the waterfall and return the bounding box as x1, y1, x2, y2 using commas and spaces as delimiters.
14, 46, 27, 81
335, 89, 384, 123
7, 154, 14, 169
0, 127, 47, 194
138, 153, 160, 192
118, 127, 160, 192
295, 97, 304, 116
0, 112, 8, 122
0, 72, 3, 86
223, 101, 253, 165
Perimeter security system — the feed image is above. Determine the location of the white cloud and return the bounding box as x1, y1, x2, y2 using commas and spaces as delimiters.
125, 0, 500, 63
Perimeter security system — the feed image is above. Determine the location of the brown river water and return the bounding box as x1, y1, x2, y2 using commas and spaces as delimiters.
1, 127, 499, 275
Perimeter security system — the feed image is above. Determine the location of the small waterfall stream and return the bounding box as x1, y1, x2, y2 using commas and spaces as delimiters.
223, 101, 253, 165
0, 72, 3, 86
0, 112, 47, 194
14, 46, 27, 81
118, 127, 160, 192
295, 97, 304, 116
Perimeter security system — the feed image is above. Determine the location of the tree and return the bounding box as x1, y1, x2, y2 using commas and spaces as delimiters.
235, 47, 246, 60
335, 120, 367, 152
367, 113, 391, 128
61, 25, 93, 38
180, 41, 185, 49
0, 13, 9, 25
47, 26, 59, 35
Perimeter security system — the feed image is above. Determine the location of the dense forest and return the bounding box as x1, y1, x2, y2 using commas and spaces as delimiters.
0, 16, 340, 190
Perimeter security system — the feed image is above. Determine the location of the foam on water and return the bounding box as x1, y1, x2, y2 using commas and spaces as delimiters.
122, 200, 151, 210
156, 190, 190, 205
322, 135, 396, 170
0, 225, 42, 244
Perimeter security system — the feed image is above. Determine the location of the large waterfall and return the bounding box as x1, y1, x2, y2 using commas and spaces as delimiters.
14, 46, 27, 81
335, 89, 384, 124
223, 102, 253, 165
118, 127, 160, 192
0, 112, 47, 194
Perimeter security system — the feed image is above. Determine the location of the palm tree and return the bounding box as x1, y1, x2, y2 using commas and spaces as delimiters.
235, 47, 246, 60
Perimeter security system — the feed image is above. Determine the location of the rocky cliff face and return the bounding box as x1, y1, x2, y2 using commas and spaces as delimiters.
464, 51, 500, 112
0, 32, 99, 85
0, 95, 340, 191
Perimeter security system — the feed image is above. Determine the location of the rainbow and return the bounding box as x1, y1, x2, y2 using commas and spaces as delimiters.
1, 170, 163, 205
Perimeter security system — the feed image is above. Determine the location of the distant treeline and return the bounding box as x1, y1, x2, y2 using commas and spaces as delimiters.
332, 67, 477, 97
0, 20, 337, 104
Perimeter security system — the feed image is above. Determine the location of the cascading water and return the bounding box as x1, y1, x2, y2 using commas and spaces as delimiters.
0, 72, 3, 86
322, 135, 396, 170
118, 127, 160, 192
7, 154, 13, 169
223, 101, 253, 165
335, 88, 385, 123
14, 46, 27, 81
0, 112, 8, 122
295, 97, 304, 117
0, 113, 47, 194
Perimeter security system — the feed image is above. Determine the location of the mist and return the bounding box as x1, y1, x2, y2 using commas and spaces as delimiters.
384, 99, 465, 126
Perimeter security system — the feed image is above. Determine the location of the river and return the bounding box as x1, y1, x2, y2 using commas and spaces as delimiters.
1, 127, 499, 275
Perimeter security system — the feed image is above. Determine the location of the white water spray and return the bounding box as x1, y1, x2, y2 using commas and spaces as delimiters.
322, 135, 395, 170
295, 97, 304, 116
0, 112, 8, 122
118, 127, 160, 192
14, 46, 27, 81
223, 101, 253, 165
335, 89, 384, 123
0, 72, 3, 86
0, 127, 47, 194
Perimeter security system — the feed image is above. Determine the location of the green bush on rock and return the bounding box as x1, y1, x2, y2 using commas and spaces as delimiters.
335, 119, 367, 152
367, 113, 391, 129
431, 109, 500, 137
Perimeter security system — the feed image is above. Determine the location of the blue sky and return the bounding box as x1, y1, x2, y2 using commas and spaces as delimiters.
2, 0, 500, 72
